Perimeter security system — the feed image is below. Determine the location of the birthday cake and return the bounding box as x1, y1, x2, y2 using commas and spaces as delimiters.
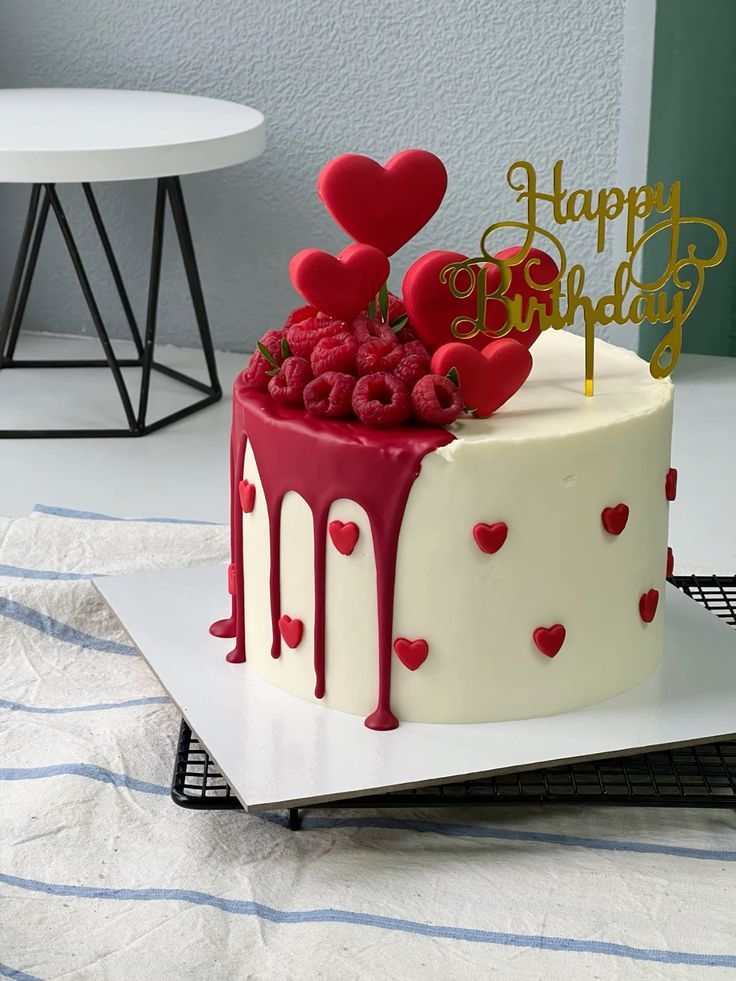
209, 149, 701, 731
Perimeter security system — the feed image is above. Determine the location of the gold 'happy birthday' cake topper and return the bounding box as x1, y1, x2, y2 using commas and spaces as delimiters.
441, 160, 728, 396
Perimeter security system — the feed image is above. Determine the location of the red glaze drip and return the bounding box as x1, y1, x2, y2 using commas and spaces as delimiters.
230, 383, 453, 730
210, 422, 239, 641
212, 391, 248, 663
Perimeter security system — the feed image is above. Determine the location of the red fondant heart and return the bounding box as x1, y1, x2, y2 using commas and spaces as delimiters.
278, 615, 303, 649
430, 338, 532, 418
239, 480, 256, 513
318, 149, 447, 256
329, 520, 359, 556
601, 503, 629, 536
665, 467, 678, 502
473, 522, 508, 554
402, 246, 558, 353
533, 624, 566, 658
393, 637, 429, 671
227, 563, 236, 595
639, 589, 659, 624
290, 243, 389, 322
666, 546, 674, 577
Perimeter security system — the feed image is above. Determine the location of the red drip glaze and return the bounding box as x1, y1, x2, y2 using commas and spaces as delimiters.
210, 431, 238, 640
228, 433, 248, 664
231, 383, 453, 730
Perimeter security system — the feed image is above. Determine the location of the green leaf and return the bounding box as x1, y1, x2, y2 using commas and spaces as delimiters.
463, 405, 476, 414
367, 297, 376, 319
266, 366, 281, 377
257, 341, 279, 368
446, 366, 460, 387
390, 314, 408, 334
378, 282, 389, 322
280, 337, 292, 361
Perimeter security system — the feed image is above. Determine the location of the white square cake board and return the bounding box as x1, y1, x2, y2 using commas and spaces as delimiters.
96, 565, 736, 811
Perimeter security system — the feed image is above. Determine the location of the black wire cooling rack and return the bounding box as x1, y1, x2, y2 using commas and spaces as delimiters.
172, 576, 736, 829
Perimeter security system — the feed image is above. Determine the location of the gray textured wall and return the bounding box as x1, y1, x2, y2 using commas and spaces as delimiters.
0, 0, 637, 354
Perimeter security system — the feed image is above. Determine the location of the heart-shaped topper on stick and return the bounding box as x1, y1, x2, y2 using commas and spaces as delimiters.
318, 149, 448, 256
290, 243, 390, 322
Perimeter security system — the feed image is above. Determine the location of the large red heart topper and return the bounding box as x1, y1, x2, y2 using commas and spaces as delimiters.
318, 149, 448, 256
290, 243, 389, 322
403, 246, 559, 353
430, 338, 532, 418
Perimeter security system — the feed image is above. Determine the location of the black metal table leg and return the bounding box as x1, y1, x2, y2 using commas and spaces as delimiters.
0, 184, 43, 362
166, 176, 222, 398
0, 176, 223, 437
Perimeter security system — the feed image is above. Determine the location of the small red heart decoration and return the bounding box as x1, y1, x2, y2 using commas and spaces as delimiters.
328, 520, 359, 556
601, 503, 629, 536
666, 547, 674, 577
318, 149, 447, 256
290, 243, 389, 322
473, 522, 508, 554
430, 338, 532, 418
239, 480, 256, 513
279, 615, 304, 649
533, 624, 566, 658
227, 563, 236, 596
402, 247, 558, 353
393, 637, 429, 671
639, 589, 659, 624
665, 467, 678, 502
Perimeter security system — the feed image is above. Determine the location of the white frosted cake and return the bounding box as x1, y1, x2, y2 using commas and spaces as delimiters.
212, 328, 674, 729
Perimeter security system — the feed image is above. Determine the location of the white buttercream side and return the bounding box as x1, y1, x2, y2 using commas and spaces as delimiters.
241, 332, 674, 724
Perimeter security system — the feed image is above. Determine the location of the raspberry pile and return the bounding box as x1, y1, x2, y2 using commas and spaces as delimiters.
241, 296, 464, 428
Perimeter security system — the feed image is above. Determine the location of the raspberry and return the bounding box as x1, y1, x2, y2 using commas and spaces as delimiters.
242, 329, 284, 391
394, 320, 418, 343
352, 372, 411, 428
303, 371, 356, 418
401, 339, 431, 361
394, 353, 429, 388
286, 316, 345, 360
267, 356, 312, 406
356, 337, 404, 376
283, 304, 318, 331
411, 374, 463, 426
351, 314, 396, 346
310, 331, 358, 375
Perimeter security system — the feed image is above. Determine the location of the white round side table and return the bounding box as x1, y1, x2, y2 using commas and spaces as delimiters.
0, 88, 265, 437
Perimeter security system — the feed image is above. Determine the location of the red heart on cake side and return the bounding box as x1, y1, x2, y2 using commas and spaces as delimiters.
227, 563, 236, 596
393, 637, 429, 671
318, 149, 447, 256
329, 520, 359, 556
290, 244, 390, 323
430, 338, 532, 418
239, 480, 256, 513
533, 624, 566, 658
639, 589, 659, 624
473, 521, 508, 554
601, 503, 629, 536
665, 467, 678, 501
278, 615, 304, 649
402, 247, 558, 353
666, 547, 674, 577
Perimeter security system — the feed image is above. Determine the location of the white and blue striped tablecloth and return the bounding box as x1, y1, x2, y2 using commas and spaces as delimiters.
1, 505, 735, 980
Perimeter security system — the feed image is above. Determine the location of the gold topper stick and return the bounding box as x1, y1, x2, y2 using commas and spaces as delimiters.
445, 161, 727, 396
